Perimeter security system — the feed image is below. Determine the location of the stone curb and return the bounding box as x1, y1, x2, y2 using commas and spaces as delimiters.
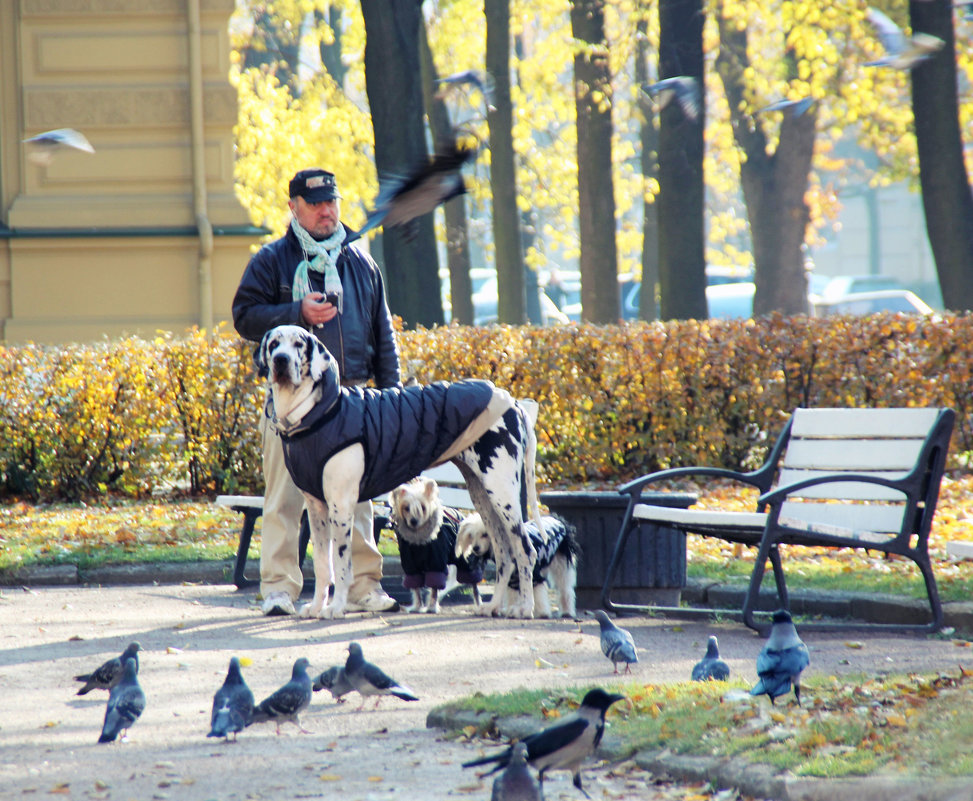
5, 563, 972, 636
425, 708, 973, 801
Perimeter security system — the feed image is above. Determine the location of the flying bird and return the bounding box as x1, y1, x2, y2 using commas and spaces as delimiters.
75, 642, 142, 695
435, 69, 497, 112
756, 97, 814, 117
250, 656, 313, 734
97, 658, 145, 743
344, 641, 419, 710
691, 635, 730, 682
592, 610, 638, 674
641, 76, 700, 121
750, 609, 810, 706
491, 741, 543, 801
462, 688, 624, 799
864, 7, 944, 70
349, 143, 476, 243
208, 656, 255, 741
23, 128, 95, 166
312, 665, 354, 704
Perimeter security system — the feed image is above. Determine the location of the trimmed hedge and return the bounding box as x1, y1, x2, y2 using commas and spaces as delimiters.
2, 313, 972, 501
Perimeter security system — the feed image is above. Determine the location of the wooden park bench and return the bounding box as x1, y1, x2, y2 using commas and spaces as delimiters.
600, 407, 955, 633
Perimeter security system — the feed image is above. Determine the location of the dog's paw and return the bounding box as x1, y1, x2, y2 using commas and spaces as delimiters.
425, 603, 441, 615
299, 601, 323, 618
320, 605, 346, 620
506, 602, 535, 620
405, 604, 422, 614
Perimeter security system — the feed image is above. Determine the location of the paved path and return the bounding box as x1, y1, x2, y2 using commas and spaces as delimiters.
0, 583, 967, 801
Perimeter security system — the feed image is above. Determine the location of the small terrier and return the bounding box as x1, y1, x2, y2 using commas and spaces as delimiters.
388, 478, 483, 613
455, 512, 579, 619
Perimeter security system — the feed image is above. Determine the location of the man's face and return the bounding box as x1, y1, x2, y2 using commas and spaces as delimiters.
290, 195, 340, 239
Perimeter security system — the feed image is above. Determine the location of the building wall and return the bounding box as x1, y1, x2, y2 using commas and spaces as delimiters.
812, 183, 943, 308
1, 0, 262, 344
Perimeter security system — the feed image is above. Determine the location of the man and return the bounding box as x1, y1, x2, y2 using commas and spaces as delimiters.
233, 168, 400, 616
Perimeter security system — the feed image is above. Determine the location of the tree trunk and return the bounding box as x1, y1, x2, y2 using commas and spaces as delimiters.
361, 0, 443, 328
715, 9, 814, 316
657, 0, 706, 321
911, 0, 973, 311
418, 19, 474, 325
636, 7, 660, 321
318, 6, 347, 88
571, 0, 619, 323
485, 0, 526, 325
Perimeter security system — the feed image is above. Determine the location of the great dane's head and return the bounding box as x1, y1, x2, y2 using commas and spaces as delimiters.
256, 325, 334, 388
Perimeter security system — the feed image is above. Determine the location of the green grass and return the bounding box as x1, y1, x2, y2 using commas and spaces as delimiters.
438, 671, 973, 779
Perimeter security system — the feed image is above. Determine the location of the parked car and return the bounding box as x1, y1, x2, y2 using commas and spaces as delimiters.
819, 274, 906, 301
812, 289, 934, 316
706, 282, 755, 319
471, 275, 570, 326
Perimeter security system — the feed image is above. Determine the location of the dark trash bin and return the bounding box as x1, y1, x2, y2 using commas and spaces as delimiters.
540, 490, 695, 609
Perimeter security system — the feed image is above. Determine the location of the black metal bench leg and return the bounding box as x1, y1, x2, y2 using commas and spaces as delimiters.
600, 504, 637, 613
233, 510, 260, 589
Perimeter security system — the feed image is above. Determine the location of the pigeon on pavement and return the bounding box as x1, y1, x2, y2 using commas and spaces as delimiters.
250, 657, 313, 734
97, 657, 145, 743
491, 741, 543, 801
208, 656, 255, 741
435, 69, 497, 112
750, 609, 810, 705
864, 7, 944, 70
75, 642, 142, 695
592, 610, 638, 674
312, 665, 354, 704
344, 641, 419, 710
347, 143, 475, 244
692, 635, 730, 682
23, 128, 95, 166
463, 688, 624, 799
641, 76, 700, 121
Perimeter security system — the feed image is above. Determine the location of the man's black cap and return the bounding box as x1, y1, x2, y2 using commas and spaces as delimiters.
289, 169, 341, 202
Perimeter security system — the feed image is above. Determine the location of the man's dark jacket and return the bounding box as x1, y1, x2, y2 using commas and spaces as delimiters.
232, 225, 399, 388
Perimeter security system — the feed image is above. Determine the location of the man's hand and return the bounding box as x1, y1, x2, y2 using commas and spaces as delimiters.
300, 292, 339, 327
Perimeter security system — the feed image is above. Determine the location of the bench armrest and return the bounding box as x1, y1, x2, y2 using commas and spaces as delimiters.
619, 466, 767, 501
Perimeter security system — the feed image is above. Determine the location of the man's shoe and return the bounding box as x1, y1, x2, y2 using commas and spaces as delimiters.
346, 590, 400, 613
261, 591, 296, 616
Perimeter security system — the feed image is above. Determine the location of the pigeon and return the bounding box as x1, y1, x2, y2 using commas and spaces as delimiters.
312, 665, 354, 704
750, 609, 810, 706
97, 657, 145, 743
207, 656, 255, 741
435, 69, 497, 112
691, 635, 731, 682
756, 97, 814, 117
463, 688, 624, 799
75, 642, 142, 695
250, 657, 313, 734
23, 128, 95, 166
344, 641, 419, 710
864, 7, 944, 70
592, 610, 638, 674
491, 741, 543, 801
348, 143, 476, 243
640, 76, 700, 121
